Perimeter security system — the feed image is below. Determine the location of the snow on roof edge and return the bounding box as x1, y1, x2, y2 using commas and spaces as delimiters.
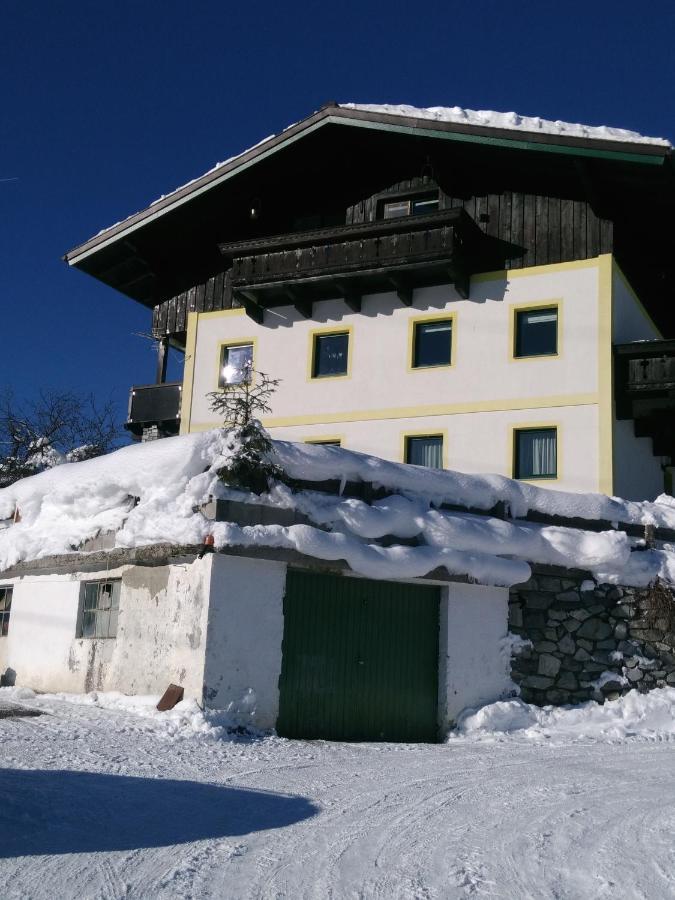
341, 103, 672, 148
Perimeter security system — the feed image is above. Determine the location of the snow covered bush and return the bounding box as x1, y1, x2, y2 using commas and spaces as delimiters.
208, 366, 284, 494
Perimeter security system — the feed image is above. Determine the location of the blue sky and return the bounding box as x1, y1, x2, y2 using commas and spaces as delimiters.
2, 0, 674, 429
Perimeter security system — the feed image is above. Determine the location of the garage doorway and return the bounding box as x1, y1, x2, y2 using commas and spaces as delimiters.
277, 570, 440, 742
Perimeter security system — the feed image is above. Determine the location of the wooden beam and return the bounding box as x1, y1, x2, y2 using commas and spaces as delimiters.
284, 287, 313, 319
335, 279, 362, 313
388, 275, 413, 306
156, 337, 169, 384
453, 270, 470, 300
233, 289, 265, 324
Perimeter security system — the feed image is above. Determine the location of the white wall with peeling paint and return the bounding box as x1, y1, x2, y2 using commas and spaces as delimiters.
202, 554, 286, 729
438, 582, 513, 728
0, 557, 212, 699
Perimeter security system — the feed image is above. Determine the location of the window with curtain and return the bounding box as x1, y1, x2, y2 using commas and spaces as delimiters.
219, 343, 253, 387
78, 580, 121, 639
405, 435, 444, 468
413, 318, 453, 368
515, 307, 558, 357
312, 332, 349, 378
514, 428, 557, 479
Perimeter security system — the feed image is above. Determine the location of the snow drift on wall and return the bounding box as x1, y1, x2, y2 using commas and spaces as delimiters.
1, 429, 675, 587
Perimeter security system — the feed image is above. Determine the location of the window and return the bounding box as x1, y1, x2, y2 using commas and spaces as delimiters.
219, 343, 253, 387
0, 587, 12, 637
514, 427, 557, 480
305, 439, 341, 447
405, 435, 444, 468
412, 318, 453, 368
382, 195, 439, 219
78, 580, 121, 639
312, 331, 349, 378
514, 306, 558, 358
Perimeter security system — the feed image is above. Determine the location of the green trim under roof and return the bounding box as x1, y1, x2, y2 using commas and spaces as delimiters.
327, 114, 669, 165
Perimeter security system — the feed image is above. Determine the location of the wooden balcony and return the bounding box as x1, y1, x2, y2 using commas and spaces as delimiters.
219, 208, 483, 322
125, 382, 182, 440
615, 340, 675, 460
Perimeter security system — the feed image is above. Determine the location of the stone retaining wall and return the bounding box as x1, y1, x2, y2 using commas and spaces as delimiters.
509, 567, 675, 705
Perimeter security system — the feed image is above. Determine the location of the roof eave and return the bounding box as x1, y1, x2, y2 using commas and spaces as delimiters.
64, 105, 672, 267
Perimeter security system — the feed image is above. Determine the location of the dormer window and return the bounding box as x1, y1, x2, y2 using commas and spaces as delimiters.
381, 194, 439, 219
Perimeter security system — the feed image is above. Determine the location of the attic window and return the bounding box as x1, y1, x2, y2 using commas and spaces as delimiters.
381, 194, 439, 219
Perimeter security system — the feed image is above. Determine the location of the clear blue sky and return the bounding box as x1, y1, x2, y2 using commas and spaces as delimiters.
2, 0, 674, 427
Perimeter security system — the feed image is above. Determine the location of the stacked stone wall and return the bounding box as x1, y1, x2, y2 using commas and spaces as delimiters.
509, 567, 675, 705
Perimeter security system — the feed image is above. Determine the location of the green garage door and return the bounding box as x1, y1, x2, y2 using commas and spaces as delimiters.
277, 570, 440, 743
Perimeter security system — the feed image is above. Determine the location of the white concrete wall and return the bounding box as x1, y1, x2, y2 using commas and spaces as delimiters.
611, 265, 665, 500
185, 260, 603, 491
202, 554, 286, 728
274, 404, 600, 495
612, 265, 661, 344
0, 558, 212, 698
438, 582, 512, 728
613, 420, 665, 501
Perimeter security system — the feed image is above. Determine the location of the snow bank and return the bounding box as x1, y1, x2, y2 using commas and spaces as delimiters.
2, 429, 675, 587
454, 688, 675, 743
341, 103, 671, 147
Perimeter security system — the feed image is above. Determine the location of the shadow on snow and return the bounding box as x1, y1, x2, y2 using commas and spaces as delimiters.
0, 768, 318, 857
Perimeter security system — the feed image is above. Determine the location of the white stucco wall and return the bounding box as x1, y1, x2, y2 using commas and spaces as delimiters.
611, 264, 665, 500
438, 582, 512, 728
202, 554, 286, 728
184, 259, 603, 491
0, 558, 212, 698
612, 264, 661, 344
613, 420, 665, 501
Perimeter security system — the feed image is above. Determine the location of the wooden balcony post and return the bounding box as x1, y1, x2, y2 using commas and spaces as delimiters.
156, 337, 169, 384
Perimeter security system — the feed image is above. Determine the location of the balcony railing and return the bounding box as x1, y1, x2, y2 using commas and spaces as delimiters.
615, 340, 675, 460
219, 207, 483, 320
125, 382, 182, 440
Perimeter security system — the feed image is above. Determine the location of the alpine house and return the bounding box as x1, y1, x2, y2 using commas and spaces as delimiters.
65, 102, 675, 499
1, 104, 675, 744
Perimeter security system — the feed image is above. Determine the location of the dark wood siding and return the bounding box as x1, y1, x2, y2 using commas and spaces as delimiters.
154, 180, 613, 338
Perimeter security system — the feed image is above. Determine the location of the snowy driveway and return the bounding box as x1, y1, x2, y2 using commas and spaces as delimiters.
1, 693, 674, 900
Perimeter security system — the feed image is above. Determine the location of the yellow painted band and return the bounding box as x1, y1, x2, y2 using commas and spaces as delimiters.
597, 255, 614, 495
188, 392, 598, 431
471, 255, 603, 284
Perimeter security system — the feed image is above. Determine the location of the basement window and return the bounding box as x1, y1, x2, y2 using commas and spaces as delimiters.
381, 194, 439, 219
219, 342, 254, 387
514, 306, 558, 358
405, 435, 444, 469
78, 580, 121, 640
0, 586, 12, 637
514, 427, 558, 480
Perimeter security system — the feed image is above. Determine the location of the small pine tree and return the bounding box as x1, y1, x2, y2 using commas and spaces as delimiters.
207, 364, 284, 494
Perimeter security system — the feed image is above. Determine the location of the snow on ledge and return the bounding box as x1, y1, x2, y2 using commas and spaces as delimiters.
340, 103, 672, 147
1, 429, 675, 587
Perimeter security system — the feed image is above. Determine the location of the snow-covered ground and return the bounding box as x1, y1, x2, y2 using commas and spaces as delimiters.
2, 688, 674, 899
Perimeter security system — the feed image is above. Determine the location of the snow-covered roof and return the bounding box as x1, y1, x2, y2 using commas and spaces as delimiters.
2, 430, 675, 589
341, 104, 672, 147
66, 102, 671, 263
